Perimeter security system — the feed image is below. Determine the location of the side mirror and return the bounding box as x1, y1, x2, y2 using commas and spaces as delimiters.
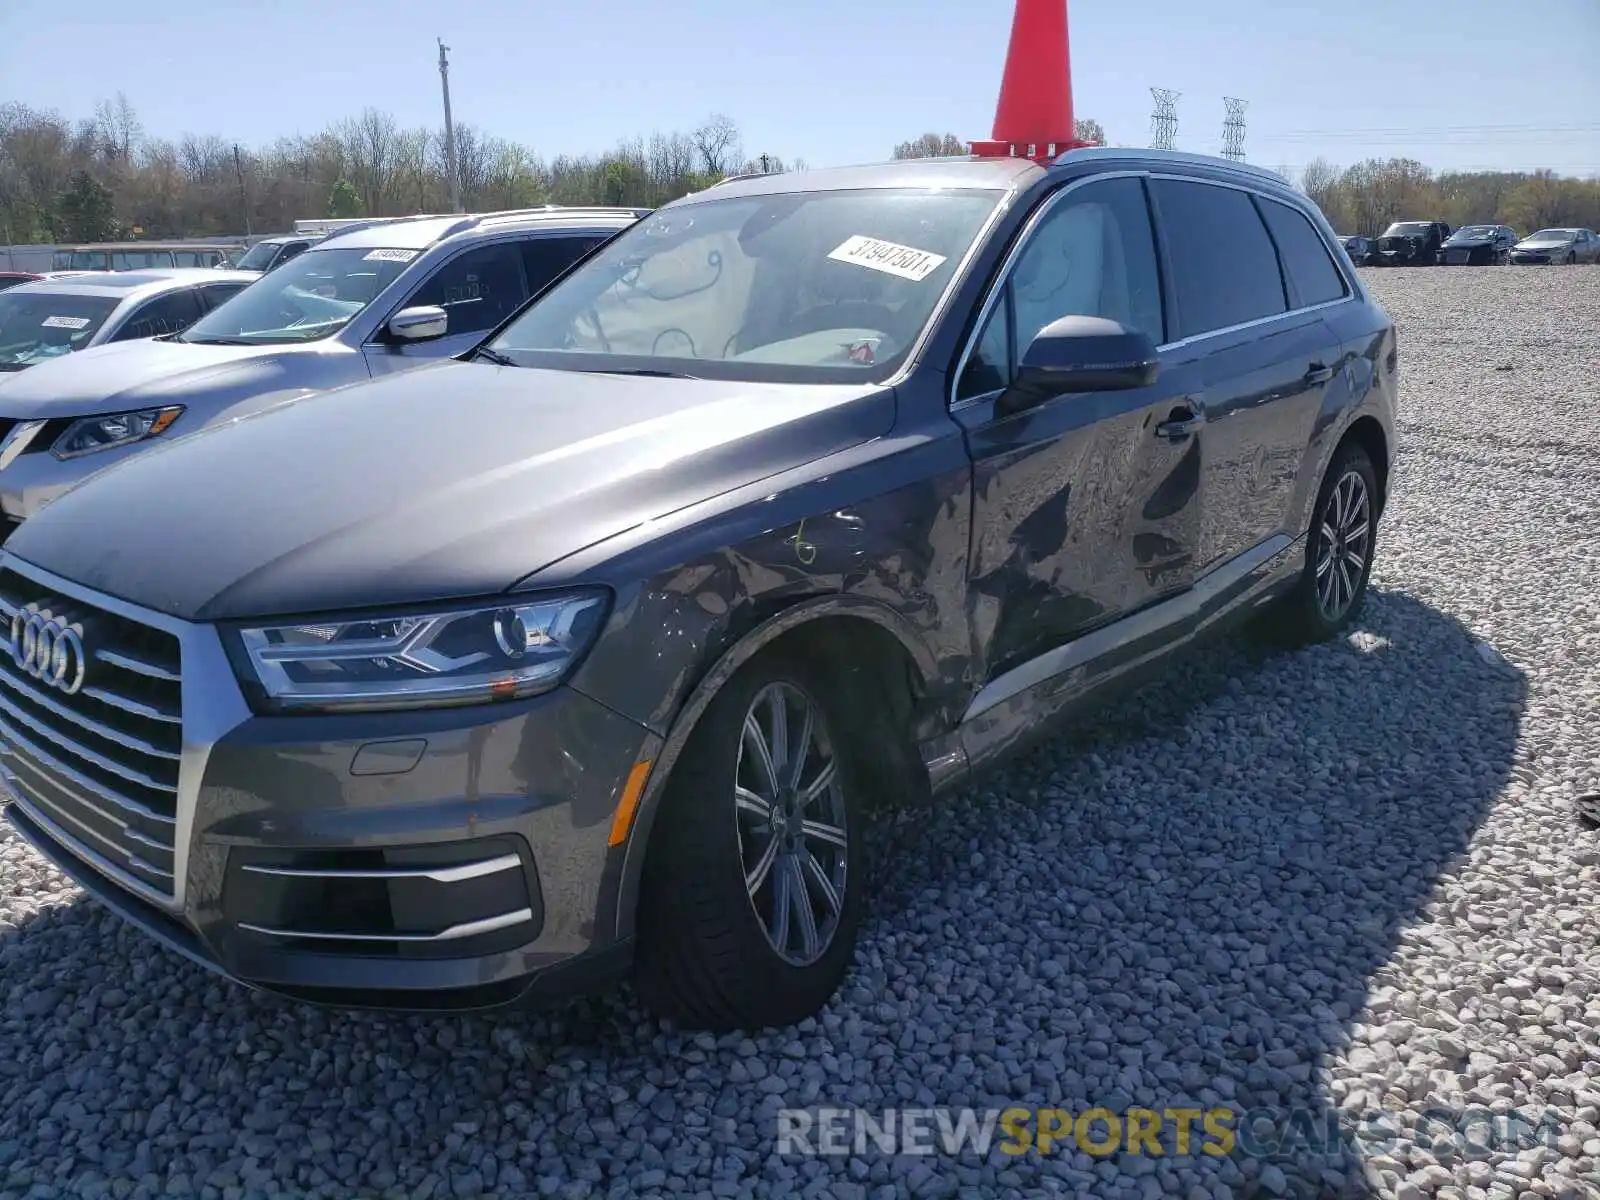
386, 305, 449, 342
1002, 315, 1160, 413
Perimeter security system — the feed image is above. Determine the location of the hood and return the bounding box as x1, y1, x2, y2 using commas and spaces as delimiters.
1516, 238, 1570, 250
1444, 234, 1493, 245
3, 360, 892, 621
0, 337, 316, 420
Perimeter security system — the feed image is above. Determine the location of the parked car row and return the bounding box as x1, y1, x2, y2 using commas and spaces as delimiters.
0, 151, 1399, 1029
1338, 223, 1600, 267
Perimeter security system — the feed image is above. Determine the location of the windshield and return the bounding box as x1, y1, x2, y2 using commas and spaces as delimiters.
1382, 222, 1432, 237
0, 291, 117, 370
234, 241, 285, 271
180, 246, 415, 345
1527, 229, 1576, 241
488, 187, 1003, 384
1451, 225, 1496, 239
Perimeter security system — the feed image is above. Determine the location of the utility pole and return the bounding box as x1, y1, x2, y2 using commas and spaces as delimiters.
1221, 98, 1248, 162
438, 38, 463, 213
232, 143, 251, 236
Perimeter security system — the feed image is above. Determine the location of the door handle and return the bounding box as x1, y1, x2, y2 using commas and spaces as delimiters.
1155, 406, 1203, 441
1303, 363, 1335, 385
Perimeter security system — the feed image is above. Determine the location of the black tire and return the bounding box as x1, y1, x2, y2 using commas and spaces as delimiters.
1565, 252, 1577, 265
1261, 440, 1379, 647
634, 653, 865, 1031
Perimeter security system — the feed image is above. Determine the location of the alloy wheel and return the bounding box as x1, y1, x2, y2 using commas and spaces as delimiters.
1314, 469, 1372, 621
733, 681, 849, 966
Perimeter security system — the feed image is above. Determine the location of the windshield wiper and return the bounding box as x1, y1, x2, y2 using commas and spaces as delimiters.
181, 336, 261, 346
472, 346, 518, 367
587, 367, 701, 380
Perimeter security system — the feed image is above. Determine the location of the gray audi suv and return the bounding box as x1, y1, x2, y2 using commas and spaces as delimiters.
0, 148, 1397, 1030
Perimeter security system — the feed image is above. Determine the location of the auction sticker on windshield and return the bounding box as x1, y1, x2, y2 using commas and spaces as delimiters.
828, 236, 948, 282
40, 316, 91, 330
362, 249, 419, 263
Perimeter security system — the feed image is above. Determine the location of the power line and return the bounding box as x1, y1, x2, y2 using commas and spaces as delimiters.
1221, 98, 1248, 162
1150, 88, 1179, 151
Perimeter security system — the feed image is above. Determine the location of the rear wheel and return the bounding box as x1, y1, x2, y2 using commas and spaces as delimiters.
634, 655, 864, 1030
1261, 441, 1378, 646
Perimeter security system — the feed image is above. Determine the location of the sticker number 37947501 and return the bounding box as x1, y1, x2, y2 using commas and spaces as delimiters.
827, 236, 948, 283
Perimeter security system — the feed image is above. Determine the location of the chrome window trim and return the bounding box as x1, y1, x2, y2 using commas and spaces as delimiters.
948, 169, 1361, 412
0, 552, 253, 914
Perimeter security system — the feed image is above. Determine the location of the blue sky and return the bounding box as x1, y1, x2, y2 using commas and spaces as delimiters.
3, 0, 1596, 180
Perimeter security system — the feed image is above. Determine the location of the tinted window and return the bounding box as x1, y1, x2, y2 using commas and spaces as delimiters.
1009, 176, 1164, 351
198, 283, 247, 312
110, 289, 203, 341
519, 236, 606, 296
1153, 179, 1286, 339
1258, 198, 1347, 308
406, 243, 529, 337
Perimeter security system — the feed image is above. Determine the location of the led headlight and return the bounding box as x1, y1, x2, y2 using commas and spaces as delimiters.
53, 406, 184, 459
233, 590, 609, 712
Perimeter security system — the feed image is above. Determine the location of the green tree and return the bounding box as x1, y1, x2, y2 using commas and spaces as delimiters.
55, 170, 117, 241
327, 177, 363, 218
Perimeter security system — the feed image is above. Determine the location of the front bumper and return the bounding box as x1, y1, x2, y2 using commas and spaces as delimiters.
1509, 252, 1555, 264
0, 427, 185, 531
0, 554, 658, 1011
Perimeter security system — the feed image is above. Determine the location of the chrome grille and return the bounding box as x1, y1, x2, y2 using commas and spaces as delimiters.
0, 568, 182, 900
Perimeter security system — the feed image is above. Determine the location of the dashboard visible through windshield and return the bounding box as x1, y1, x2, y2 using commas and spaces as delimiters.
181, 247, 414, 345
487, 187, 1004, 384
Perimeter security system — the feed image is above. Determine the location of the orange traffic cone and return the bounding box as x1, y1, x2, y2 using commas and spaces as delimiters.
970, 0, 1091, 161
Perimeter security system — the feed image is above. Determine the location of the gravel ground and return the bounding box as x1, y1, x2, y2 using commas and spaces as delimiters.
3, 265, 1599, 1200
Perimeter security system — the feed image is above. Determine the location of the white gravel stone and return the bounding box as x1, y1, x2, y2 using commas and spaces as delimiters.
1, 265, 1598, 1197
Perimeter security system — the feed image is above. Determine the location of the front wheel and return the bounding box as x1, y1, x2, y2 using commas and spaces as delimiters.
634, 655, 864, 1030
1261, 441, 1379, 646
1565, 252, 1577, 265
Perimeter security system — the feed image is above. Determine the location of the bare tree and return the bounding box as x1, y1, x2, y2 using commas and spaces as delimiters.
693, 113, 742, 177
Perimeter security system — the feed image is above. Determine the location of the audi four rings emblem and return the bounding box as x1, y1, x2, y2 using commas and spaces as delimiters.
9, 605, 87, 695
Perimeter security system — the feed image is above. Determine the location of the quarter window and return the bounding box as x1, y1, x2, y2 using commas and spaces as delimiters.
1152, 178, 1287, 339
1258, 198, 1348, 308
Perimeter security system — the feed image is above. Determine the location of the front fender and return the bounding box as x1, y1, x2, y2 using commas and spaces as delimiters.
597, 593, 938, 944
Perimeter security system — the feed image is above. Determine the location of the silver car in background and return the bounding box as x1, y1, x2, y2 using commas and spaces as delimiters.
0, 269, 255, 372
0, 207, 645, 539
1508, 228, 1600, 265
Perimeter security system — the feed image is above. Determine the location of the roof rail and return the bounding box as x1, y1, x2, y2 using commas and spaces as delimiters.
707, 171, 784, 189
1051, 145, 1291, 186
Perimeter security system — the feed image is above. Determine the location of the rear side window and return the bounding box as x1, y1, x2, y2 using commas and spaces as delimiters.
1258, 198, 1347, 308
1152, 178, 1286, 339
519, 235, 607, 295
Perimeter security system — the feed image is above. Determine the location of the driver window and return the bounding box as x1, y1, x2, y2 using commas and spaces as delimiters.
955, 177, 1162, 403
1010, 177, 1163, 354
404, 243, 529, 338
